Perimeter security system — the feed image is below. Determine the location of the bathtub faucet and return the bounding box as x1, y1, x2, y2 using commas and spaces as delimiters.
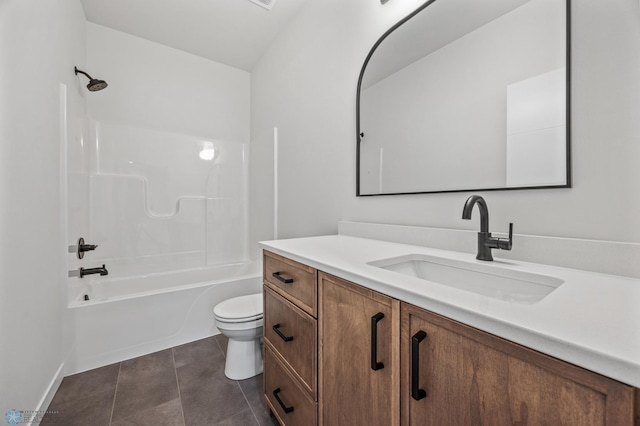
79, 264, 109, 278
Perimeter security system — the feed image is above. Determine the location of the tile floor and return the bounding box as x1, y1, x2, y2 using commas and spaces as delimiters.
41, 335, 279, 426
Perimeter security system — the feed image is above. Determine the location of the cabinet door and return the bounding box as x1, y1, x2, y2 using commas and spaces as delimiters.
401, 303, 638, 426
319, 272, 400, 426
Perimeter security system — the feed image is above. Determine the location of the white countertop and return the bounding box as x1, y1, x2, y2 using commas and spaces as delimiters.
259, 235, 640, 388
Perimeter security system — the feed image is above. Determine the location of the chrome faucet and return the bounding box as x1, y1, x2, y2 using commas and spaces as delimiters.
461, 195, 513, 261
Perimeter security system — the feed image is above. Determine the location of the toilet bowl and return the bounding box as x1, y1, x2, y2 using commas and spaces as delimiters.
213, 293, 263, 380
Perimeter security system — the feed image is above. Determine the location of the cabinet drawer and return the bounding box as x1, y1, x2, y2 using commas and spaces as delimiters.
264, 286, 317, 397
264, 251, 317, 317
265, 346, 317, 426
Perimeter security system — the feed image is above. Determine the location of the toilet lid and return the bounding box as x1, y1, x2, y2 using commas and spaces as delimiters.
214, 293, 263, 321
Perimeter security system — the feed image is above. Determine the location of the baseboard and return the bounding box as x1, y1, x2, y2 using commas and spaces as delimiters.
25, 363, 64, 425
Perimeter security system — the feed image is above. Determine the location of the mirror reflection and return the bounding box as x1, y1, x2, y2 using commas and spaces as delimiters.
357, 0, 570, 195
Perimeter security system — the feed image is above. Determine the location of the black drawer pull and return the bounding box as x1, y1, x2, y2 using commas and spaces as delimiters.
272, 271, 294, 284
411, 330, 427, 401
273, 387, 294, 414
371, 312, 385, 371
272, 324, 294, 342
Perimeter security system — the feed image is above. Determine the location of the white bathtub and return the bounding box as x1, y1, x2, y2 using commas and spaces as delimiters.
65, 261, 262, 374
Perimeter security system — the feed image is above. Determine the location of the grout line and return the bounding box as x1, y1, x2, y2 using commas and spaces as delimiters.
237, 379, 261, 426
108, 362, 122, 426
214, 335, 226, 358
216, 335, 259, 425
172, 348, 187, 426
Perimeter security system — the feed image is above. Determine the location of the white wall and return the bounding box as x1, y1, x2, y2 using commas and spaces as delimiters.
0, 0, 86, 415
250, 0, 640, 258
86, 23, 250, 142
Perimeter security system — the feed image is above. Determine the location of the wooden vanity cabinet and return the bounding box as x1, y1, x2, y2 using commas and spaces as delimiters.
263, 251, 639, 426
401, 302, 639, 426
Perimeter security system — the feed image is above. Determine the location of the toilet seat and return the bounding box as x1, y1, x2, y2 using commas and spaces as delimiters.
215, 317, 263, 331
214, 293, 263, 323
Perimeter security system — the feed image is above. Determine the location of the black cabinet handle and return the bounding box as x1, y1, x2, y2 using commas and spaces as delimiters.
273, 387, 294, 414
371, 312, 385, 371
411, 330, 427, 401
272, 324, 294, 342
272, 271, 294, 284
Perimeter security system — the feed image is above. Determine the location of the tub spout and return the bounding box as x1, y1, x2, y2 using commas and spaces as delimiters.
79, 264, 109, 278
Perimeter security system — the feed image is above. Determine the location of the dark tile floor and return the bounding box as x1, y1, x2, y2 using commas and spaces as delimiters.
42, 335, 279, 426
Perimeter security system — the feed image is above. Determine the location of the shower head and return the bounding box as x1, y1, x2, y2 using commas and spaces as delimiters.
74, 67, 108, 92
86, 78, 108, 92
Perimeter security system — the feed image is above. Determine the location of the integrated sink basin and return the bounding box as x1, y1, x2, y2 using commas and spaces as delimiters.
368, 254, 564, 304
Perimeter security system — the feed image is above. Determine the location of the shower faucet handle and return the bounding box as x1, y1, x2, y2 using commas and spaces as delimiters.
77, 237, 99, 259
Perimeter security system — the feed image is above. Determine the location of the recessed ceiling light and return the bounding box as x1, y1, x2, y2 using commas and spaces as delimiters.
247, 0, 277, 11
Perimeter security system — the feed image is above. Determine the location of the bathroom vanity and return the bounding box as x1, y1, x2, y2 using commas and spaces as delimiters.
261, 235, 640, 426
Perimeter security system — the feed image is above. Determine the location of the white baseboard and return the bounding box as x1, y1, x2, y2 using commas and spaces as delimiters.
25, 363, 64, 426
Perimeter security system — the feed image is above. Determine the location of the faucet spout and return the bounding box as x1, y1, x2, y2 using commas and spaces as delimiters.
462, 195, 489, 233
79, 264, 109, 278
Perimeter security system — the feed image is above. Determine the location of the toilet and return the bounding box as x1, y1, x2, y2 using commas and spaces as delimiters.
213, 293, 263, 380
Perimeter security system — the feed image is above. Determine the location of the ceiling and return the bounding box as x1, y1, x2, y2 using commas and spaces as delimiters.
80, 0, 310, 71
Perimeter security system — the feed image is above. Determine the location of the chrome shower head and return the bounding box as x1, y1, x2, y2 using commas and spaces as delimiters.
74, 67, 108, 92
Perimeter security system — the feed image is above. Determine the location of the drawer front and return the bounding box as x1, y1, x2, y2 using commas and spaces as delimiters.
264, 286, 317, 396
265, 346, 317, 426
264, 251, 317, 317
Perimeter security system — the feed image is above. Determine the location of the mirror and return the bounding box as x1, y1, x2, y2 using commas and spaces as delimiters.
357, 0, 570, 196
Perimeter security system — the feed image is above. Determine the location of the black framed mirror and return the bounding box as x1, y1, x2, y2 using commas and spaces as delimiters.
356, 0, 571, 196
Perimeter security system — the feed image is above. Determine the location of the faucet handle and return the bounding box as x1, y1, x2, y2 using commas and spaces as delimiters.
77, 237, 98, 259
497, 223, 513, 251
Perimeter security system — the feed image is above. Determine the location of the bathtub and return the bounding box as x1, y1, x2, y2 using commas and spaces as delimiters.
65, 261, 262, 374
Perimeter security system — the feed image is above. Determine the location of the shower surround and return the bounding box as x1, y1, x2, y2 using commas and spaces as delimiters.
65, 120, 259, 373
